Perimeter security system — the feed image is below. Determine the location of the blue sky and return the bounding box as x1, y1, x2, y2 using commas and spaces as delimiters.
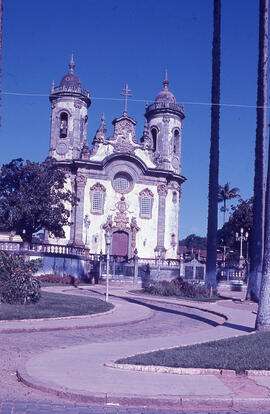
1, 0, 265, 239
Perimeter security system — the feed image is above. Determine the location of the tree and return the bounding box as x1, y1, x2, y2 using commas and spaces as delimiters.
0, 251, 41, 304
218, 182, 241, 224
0, 158, 77, 243
249, 0, 269, 302
256, 125, 270, 330
206, 0, 221, 290
0, 0, 3, 128
217, 198, 253, 258
179, 234, 207, 250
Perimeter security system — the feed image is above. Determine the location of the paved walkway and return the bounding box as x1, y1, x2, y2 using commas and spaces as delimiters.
3, 283, 268, 411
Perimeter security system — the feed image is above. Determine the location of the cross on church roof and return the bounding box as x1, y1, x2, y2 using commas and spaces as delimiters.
120, 84, 132, 116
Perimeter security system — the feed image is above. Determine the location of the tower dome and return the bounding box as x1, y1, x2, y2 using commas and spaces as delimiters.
50, 53, 91, 108
59, 53, 82, 89
155, 72, 176, 104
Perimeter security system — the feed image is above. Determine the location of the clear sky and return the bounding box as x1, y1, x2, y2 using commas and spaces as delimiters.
1, 0, 265, 239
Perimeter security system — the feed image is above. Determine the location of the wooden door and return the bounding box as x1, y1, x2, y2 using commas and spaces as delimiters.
112, 231, 129, 257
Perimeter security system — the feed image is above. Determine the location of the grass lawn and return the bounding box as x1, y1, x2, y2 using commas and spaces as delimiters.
0, 291, 113, 320
129, 289, 223, 302
116, 332, 270, 373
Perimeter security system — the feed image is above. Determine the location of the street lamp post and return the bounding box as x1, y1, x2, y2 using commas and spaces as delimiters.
84, 215, 91, 246
105, 230, 112, 302
235, 228, 248, 268
155, 248, 162, 280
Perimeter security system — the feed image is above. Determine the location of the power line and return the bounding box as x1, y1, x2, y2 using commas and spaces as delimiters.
2, 91, 270, 109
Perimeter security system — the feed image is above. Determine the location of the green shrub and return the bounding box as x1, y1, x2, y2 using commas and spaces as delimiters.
0, 252, 42, 304
143, 277, 214, 299
38, 273, 80, 285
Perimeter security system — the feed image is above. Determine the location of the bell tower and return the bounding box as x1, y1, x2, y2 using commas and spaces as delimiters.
49, 54, 91, 160
144, 72, 185, 173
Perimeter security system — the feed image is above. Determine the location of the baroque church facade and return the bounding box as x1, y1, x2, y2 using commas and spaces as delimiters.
47, 56, 186, 260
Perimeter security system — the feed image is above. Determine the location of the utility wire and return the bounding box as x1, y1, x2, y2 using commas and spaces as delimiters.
2, 91, 270, 109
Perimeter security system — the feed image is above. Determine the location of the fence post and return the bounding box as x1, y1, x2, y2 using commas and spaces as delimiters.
113, 256, 116, 278
179, 254, 184, 278
84, 248, 90, 281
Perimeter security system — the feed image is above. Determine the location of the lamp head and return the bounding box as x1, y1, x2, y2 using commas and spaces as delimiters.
105, 230, 112, 245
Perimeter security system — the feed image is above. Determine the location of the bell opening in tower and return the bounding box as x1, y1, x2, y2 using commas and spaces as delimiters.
60, 112, 68, 138
151, 127, 157, 152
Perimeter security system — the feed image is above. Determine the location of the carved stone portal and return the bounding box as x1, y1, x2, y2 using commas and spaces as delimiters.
103, 196, 140, 257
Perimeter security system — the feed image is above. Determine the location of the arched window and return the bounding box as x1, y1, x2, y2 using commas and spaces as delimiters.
151, 127, 158, 152
139, 188, 154, 219
173, 129, 180, 153
60, 112, 68, 138
90, 183, 106, 214
172, 191, 178, 203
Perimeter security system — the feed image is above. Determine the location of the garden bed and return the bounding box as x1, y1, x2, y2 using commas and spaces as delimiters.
0, 291, 113, 320
116, 332, 270, 374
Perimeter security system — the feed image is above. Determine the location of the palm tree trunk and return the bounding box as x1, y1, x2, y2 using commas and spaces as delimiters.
256, 125, 270, 330
0, 0, 3, 129
248, 0, 268, 302
206, 0, 221, 290
223, 199, 226, 224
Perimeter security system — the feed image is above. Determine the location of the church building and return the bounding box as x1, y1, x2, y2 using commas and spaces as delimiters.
47, 55, 186, 260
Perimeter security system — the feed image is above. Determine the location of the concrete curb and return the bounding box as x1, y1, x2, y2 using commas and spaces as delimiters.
0, 305, 116, 324
0, 309, 155, 334
0, 291, 228, 334
15, 368, 270, 409
106, 361, 270, 377
104, 361, 236, 376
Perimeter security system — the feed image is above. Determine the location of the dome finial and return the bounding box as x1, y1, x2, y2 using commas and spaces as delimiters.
163, 70, 169, 90
69, 51, 75, 74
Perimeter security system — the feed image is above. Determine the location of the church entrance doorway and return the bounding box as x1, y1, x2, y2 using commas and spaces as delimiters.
112, 231, 129, 257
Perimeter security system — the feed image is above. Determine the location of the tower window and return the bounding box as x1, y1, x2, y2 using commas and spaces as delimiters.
172, 191, 178, 203
151, 127, 157, 152
139, 188, 154, 219
60, 112, 68, 138
90, 183, 106, 214
173, 129, 180, 153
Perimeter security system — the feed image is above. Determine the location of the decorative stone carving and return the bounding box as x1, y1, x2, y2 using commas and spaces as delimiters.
103, 215, 113, 231
163, 115, 170, 123
74, 102, 82, 109
113, 118, 135, 140
76, 174, 87, 187
114, 196, 129, 230
139, 188, 154, 198
56, 143, 68, 155
130, 217, 140, 256
141, 120, 153, 150
81, 141, 91, 160
157, 183, 168, 197
93, 114, 107, 145
172, 156, 179, 170
90, 182, 106, 192
114, 138, 134, 154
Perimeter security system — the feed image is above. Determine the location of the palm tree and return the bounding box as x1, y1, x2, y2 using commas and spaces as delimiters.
218, 182, 241, 224
0, 0, 3, 129
206, 0, 221, 291
248, 0, 269, 303
256, 125, 270, 330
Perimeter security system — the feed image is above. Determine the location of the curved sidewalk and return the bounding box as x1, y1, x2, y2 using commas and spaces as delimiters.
14, 287, 270, 410
0, 287, 154, 333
